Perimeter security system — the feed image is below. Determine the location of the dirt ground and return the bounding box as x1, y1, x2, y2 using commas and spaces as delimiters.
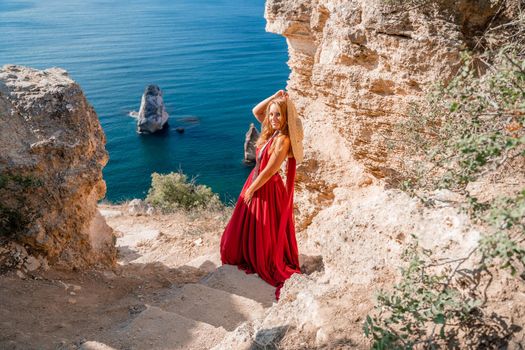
0, 204, 233, 350
0, 262, 209, 349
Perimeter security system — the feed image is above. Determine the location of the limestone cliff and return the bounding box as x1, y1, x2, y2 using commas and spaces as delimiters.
0, 65, 116, 269
264, 0, 520, 229
0, 2, 522, 348
211, 1, 525, 348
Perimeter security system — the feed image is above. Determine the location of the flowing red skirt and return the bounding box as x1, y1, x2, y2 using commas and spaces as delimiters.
220, 140, 301, 300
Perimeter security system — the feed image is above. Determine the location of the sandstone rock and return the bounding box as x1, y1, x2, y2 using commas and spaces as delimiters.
102, 270, 117, 280
210, 321, 253, 350
88, 210, 116, 264
127, 199, 145, 216
38, 255, 50, 271
357, 175, 373, 188
127, 198, 154, 216
243, 123, 259, 164
298, 254, 324, 275
254, 3, 524, 346
137, 84, 169, 134
23, 255, 40, 272
99, 209, 123, 218
0, 64, 116, 269
80, 341, 117, 350
145, 206, 155, 216
264, 0, 512, 228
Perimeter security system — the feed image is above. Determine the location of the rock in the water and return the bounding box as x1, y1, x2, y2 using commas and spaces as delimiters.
137, 84, 169, 134
243, 123, 260, 164
0, 64, 116, 269
175, 127, 185, 133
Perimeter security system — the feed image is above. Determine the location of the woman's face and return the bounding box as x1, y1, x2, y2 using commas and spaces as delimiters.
268, 103, 284, 130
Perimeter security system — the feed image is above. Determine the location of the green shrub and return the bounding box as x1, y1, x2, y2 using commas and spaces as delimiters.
364, 240, 481, 349
380, 0, 502, 12
145, 171, 222, 212
367, 44, 525, 348
391, 47, 525, 271
478, 189, 525, 275
394, 49, 525, 193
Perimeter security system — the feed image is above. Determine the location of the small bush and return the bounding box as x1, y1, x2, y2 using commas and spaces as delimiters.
145, 171, 222, 212
364, 240, 481, 349
389, 46, 525, 272
394, 48, 525, 193
367, 40, 525, 348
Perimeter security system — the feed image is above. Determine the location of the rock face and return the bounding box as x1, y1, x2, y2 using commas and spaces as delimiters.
229, 1, 525, 348
0, 64, 116, 269
264, 0, 513, 228
243, 123, 260, 164
137, 84, 169, 134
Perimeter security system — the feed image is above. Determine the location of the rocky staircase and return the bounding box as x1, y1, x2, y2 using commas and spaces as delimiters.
81, 255, 276, 350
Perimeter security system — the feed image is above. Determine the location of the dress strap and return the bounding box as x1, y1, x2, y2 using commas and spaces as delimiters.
257, 131, 280, 162
252, 131, 280, 181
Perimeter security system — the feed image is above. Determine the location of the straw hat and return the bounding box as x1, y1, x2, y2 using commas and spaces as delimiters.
286, 98, 304, 163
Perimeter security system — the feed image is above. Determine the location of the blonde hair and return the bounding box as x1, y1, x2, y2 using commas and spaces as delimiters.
256, 97, 290, 152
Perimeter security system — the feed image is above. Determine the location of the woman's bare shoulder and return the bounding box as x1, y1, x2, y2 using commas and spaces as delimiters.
275, 134, 290, 144
274, 135, 290, 149
271, 135, 290, 156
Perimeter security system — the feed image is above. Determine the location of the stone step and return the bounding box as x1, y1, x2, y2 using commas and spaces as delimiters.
160, 283, 265, 331
183, 252, 222, 273
80, 341, 117, 350
112, 305, 227, 350
199, 265, 276, 307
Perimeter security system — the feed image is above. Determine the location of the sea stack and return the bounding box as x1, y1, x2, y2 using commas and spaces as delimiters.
244, 123, 260, 164
137, 84, 169, 134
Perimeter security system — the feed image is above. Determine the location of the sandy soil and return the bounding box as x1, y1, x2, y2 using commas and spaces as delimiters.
0, 203, 279, 350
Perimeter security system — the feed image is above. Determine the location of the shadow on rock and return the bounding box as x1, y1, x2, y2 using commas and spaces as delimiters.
299, 254, 324, 275
251, 325, 292, 350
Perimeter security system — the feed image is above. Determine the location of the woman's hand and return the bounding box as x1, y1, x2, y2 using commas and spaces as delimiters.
243, 187, 254, 205
253, 90, 289, 122
273, 90, 289, 99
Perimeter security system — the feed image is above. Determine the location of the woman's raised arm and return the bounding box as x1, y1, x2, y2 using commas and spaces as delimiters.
252, 90, 288, 123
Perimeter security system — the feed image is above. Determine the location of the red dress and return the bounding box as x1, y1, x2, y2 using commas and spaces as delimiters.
220, 133, 301, 300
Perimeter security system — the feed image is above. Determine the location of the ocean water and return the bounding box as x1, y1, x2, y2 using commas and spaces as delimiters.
0, 0, 289, 204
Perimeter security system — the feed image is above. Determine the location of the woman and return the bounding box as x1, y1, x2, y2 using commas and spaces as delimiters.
220, 90, 303, 300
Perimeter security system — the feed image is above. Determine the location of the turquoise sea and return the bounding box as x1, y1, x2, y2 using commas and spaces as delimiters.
0, 0, 289, 204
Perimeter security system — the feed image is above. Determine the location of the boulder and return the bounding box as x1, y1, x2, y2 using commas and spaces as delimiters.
127, 198, 155, 216
243, 123, 260, 164
137, 84, 169, 134
0, 64, 116, 269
